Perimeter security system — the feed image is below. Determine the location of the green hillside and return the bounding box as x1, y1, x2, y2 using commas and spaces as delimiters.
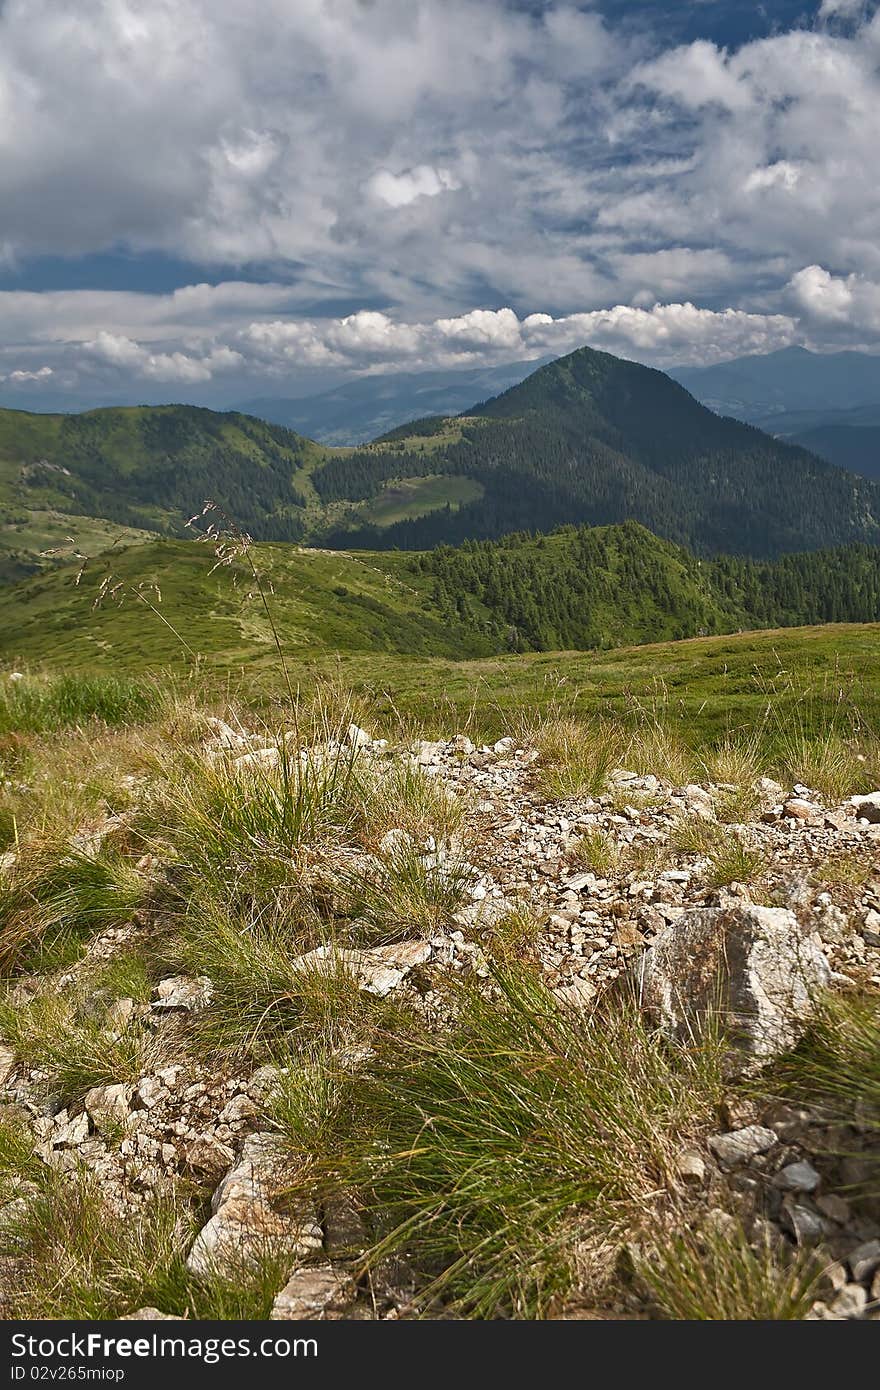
0, 403, 321, 559
4, 522, 880, 684
0, 403, 484, 579
315, 345, 880, 557
4, 344, 880, 576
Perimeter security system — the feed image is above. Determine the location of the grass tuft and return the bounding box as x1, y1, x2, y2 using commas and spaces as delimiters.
636, 1223, 821, 1320
345, 965, 726, 1317
0, 1166, 195, 1319
531, 717, 626, 800
0, 988, 162, 1105
0, 848, 147, 978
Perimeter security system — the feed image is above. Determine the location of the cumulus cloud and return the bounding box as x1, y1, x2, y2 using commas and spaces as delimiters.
0, 365, 52, 383
4, 274, 874, 402
84, 330, 243, 383
368, 165, 460, 208
789, 264, 880, 330
36, 296, 800, 384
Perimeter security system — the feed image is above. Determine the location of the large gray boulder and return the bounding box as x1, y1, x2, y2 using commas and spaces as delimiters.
636, 905, 831, 1061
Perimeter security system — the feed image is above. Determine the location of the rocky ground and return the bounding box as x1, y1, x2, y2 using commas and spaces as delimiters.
1, 720, 879, 1319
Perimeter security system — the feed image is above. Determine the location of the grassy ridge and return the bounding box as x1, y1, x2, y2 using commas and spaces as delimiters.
0, 404, 488, 579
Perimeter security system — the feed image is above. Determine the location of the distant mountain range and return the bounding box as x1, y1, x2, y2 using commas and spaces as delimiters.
236, 360, 547, 445
671, 346, 880, 480
4, 344, 880, 586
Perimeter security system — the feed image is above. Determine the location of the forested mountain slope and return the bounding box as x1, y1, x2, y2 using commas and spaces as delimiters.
4, 346, 880, 575
314, 346, 880, 557
4, 521, 880, 670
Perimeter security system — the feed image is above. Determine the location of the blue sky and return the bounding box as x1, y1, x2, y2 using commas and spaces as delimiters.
0, 0, 878, 410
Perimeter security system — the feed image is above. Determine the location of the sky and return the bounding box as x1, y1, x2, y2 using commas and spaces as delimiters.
1, 0, 880, 411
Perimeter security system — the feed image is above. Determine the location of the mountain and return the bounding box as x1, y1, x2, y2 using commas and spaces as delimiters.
758, 405, 880, 481
314, 345, 880, 556
4, 521, 880, 672
4, 344, 880, 575
0, 403, 329, 582
236, 360, 547, 446
670, 346, 880, 483
670, 346, 880, 425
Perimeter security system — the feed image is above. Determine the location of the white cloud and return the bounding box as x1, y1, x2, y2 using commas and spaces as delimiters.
84, 330, 243, 383
368, 165, 460, 208
818, 1, 870, 19
2, 273, 868, 400
788, 264, 880, 329
0, 365, 52, 383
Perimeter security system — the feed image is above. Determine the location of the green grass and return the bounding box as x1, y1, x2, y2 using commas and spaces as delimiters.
358, 474, 483, 525
341, 966, 726, 1318
772, 992, 880, 1196
338, 840, 470, 942
0, 1166, 195, 1319
530, 715, 627, 799
636, 1224, 821, 1320
0, 671, 163, 735
0, 986, 162, 1105
703, 841, 772, 890
0, 847, 147, 977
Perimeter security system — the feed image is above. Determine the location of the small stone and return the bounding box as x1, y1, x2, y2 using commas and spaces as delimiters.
118, 1309, 184, 1321
674, 1151, 706, 1184
816, 1193, 851, 1225
612, 922, 641, 947
703, 1208, 739, 1240
708, 1125, 777, 1168
219, 1094, 258, 1124
563, 871, 595, 893
848, 1239, 880, 1284
291, 939, 432, 998
829, 1284, 867, 1319
270, 1264, 354, 1320
135, 1077, 168, 1110
346, 724, 371, 750
106, 997, 135, 1032
759, 777, 784, 798
773, 1160, 821, 1193
783, 798, 822, 824
378, 828, 413, 856
851, 792, 880, 823
234, 745, 280, 771
781, 1202, 825, 1245
153, 976, 213, 1013
555, 978, 596, 1009
818, 1261, 848, 1294
84, 1083, 132, 1133
0, 1046, 16, 1089
185, 1134, 236, 1177
53, 1111, 89, 1147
